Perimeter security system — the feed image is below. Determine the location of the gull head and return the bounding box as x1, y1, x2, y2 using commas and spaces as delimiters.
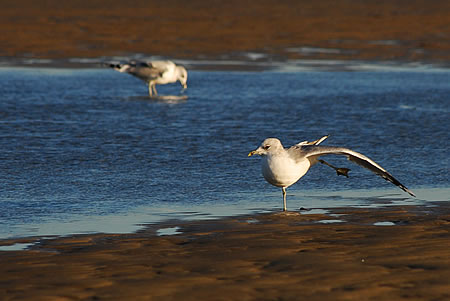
176, 66, 188, 89
248, 138, 285, 157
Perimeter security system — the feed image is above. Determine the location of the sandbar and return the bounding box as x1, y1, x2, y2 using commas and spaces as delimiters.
1, 202, 449, 300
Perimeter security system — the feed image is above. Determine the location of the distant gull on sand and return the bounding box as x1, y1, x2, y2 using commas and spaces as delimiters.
110, 60, 188, 97
248, 135, 415, 211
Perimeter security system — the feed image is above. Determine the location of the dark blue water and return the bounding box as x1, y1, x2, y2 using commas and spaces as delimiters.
1, 66, 449, 239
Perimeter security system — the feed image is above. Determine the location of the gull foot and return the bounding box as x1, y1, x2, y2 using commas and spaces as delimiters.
336, 168, 351, 178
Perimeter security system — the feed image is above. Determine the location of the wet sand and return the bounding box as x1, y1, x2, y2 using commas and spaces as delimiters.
1, 203, 449, 300
1, 0, 450, 63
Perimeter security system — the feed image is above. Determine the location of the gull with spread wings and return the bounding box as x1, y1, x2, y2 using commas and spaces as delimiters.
248, 135, 415, 211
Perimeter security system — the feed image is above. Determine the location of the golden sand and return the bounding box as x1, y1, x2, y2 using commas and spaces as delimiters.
1, 203, 449, 300
1, 0, 449, 62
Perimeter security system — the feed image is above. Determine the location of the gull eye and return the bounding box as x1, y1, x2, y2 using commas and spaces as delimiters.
263, 145, 271, 150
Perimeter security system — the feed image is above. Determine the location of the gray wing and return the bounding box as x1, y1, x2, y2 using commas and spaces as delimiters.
126, 62, 163, 82
110, 61, 165, 82
289, 145, 415, 197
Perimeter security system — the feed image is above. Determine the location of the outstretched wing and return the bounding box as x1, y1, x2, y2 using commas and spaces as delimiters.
297, 145, 416, 197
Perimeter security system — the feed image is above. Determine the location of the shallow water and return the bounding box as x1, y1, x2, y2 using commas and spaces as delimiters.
0, 65, 449, 239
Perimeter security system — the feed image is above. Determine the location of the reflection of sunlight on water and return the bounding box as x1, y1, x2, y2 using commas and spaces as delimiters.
0, 202, 273, 239
296, 187, 449, 208
3, 187, 447, 240
318, 219, 344, 224
125, 95, 188, 104
152, 95, 188, 104
156, 227, 181, 236
0, 243, 34, 251
373, 221, 396, 226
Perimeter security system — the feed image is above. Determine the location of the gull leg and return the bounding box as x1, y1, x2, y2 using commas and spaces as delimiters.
148, 83, 153, 97
318, 159, 350, 178
153, 85, 158, 96
282, 187, 287, 211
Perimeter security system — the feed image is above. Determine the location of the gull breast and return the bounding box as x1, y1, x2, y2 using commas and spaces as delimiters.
261, 154, 310, 188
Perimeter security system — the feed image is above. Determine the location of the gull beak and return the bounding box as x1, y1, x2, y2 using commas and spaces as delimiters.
248, 150, 257, 157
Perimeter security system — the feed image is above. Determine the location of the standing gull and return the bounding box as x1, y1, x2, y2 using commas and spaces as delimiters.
248, 136, 415, 211
110, 60, 188, 97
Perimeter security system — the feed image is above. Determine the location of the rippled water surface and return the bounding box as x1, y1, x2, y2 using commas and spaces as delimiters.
1, 65, 449, 239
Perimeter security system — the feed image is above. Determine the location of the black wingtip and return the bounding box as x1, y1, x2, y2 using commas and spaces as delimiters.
395, 182, 416, 197
406, 188, 416, 197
